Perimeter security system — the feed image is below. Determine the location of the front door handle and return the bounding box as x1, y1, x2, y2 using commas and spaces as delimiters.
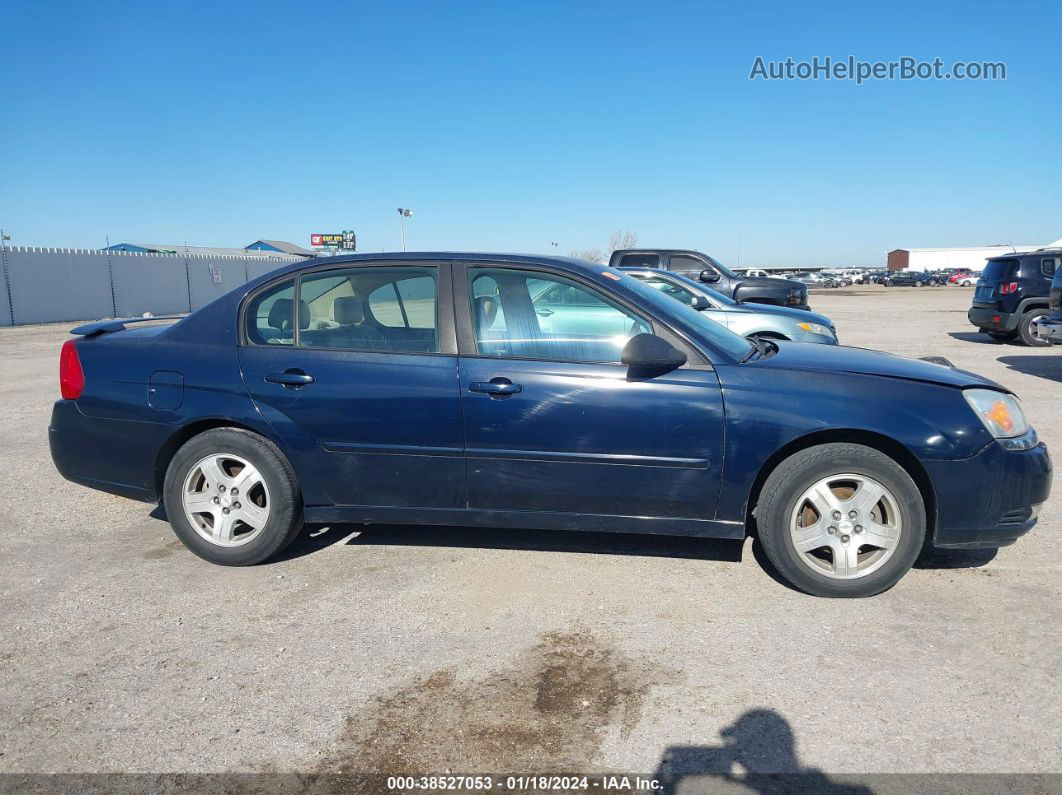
265, 370, 315, 388
469, 378, 523, 397
536, 308, 554, 317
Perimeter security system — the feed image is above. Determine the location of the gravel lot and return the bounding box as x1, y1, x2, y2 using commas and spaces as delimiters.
1, 286, 1059, 785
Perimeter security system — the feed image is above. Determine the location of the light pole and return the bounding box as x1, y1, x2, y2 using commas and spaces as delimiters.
396, 208, 413, 251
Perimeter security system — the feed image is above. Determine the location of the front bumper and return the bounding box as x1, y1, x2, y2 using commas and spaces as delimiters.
925, 438, 1052, 548
968, 304, 1019, 332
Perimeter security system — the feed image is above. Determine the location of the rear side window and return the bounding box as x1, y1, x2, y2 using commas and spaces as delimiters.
636, 276, 699, 306
298, 266, 439, 353
1041, 258, 1058, 278
246, 279, 298, 345
619, 253, 659, 268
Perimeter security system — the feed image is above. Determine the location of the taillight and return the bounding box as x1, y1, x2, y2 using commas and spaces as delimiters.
999, 282, 1019, 295
59, 340, 85, 400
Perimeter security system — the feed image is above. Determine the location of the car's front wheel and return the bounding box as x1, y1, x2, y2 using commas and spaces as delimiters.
756, 443, 925, 597
163, 428, 303, 565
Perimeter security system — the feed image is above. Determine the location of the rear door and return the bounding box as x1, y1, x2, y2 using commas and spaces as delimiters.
456, 261, 725, 520
238, 262, 466, 509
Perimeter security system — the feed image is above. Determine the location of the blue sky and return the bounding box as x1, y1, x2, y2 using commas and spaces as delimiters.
2, 0, 1060, 266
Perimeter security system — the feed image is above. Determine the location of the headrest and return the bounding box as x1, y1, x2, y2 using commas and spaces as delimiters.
474, 295, 498, 329
268, 298, 309, 330
334, 296, 364, 325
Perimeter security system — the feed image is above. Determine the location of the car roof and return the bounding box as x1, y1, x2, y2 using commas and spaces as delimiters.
263, 252, 603, 280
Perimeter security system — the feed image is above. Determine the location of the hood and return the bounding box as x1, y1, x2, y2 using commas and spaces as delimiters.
728, 302, 832, 326
748, 341, 1006, 390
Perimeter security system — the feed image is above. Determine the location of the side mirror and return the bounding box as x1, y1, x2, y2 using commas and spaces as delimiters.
699, 269, 721, 284
690, 295, 711, 310
621, 333, 687, 375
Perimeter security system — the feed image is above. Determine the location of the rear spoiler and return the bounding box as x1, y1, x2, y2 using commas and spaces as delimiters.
70, 315, 184, 337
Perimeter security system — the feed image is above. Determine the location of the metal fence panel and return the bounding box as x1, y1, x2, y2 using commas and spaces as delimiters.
112, 253, 191, 317
0, 248, 302, 325
6, 248, 114, 325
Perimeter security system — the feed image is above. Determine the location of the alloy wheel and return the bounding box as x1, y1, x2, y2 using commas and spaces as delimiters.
789, 474, 902, 579
182, 453, 271, 547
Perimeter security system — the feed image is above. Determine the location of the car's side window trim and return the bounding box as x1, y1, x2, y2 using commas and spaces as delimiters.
452, 261, 708, 368
239, 261, 458, 356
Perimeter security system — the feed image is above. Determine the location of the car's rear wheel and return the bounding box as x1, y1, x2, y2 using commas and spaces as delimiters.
1018, 311, 1051, 347
163, 428, 303, 565
756, 443, 925, 597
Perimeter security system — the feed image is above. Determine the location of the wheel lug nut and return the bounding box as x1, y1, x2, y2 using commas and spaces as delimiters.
828, 526, 837, 535
855, 525, 864, 534
222, 507, 230, 515
230, 488, 238, 496
841, 534, 850, 543
233, 502, 241, 509
212, 496, 220, 504
218, 485, 226, 493
848, 510, 858, 519
832, 511, 841, 520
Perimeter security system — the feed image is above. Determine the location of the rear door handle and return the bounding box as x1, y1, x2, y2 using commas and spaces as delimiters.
469, 378, 523, 397
265, 370, 315, 388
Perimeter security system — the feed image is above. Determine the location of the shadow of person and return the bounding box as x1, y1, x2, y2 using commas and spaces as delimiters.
655, 709, 874, 794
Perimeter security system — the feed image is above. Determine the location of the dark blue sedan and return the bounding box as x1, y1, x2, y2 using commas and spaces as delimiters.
49, 254, 1052, 597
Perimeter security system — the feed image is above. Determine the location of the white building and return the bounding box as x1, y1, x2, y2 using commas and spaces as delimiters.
886, 243, 1052, 272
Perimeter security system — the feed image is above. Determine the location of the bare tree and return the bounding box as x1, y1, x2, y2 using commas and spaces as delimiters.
607, 229, 638, 253
568, 248, 605, 263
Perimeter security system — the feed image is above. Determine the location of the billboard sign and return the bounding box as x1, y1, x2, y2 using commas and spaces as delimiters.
311, 231, 356, 251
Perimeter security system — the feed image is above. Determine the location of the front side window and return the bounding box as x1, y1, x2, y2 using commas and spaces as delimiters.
246, 278, 299, 345
668, 255, 708, 273
469, 268, 651, 364
298, 266, 439, 353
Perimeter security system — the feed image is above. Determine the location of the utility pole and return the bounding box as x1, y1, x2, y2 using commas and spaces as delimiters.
396, 208, 413, 251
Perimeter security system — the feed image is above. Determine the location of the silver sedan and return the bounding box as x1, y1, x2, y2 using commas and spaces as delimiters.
621, 268, 838, 344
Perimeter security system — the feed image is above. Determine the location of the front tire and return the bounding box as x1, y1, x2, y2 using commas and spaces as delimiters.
756, 443, 925, 597
163, 428, 303, 565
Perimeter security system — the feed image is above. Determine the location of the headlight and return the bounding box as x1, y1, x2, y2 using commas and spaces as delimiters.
797, 321, 833, 336
963, 388, 1030, 439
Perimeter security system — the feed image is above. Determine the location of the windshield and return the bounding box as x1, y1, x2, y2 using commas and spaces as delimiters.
981, 258, 1019, 283
614, 271, 754, 360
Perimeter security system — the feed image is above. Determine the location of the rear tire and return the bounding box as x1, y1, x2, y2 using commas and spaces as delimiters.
163, 428, 303, 566
756, 443, 925, 598
1018, 311, 1051, 347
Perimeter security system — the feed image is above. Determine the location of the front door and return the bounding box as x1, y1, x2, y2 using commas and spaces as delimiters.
238, 262, 465, 509
457, 263, 725, 520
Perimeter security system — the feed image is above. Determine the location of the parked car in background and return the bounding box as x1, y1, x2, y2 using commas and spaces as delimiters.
861, 270, 891, 285
949, 270, 980, 286
821, 271, 852, 287
883, 271, 945, 287
970, 247, 1060, 346
50, 253, 1051, 598
790, 272, 838, 289
620, 268, 838, 344
608, 249, 810, 310
1039, 265, 1062, 344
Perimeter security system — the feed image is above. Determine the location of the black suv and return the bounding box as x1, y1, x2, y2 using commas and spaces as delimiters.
968, 248, 1060, 346
609, 249, 809, 310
